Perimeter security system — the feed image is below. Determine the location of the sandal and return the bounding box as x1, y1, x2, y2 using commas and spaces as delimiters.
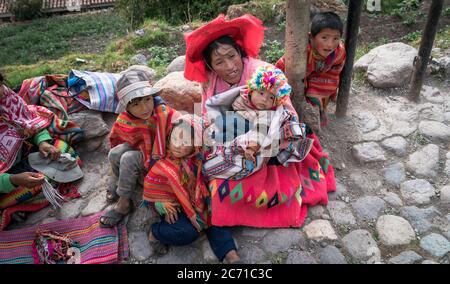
99, 209, 128, 228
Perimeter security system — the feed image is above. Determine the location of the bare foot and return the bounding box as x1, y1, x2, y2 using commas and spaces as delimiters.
224, 250, 241, 264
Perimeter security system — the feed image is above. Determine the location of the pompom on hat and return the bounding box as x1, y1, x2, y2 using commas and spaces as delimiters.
245, 65, 291, 106
184, 14, 265, 83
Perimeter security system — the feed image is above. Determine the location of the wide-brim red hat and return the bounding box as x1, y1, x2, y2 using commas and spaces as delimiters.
184, 14, 265, 83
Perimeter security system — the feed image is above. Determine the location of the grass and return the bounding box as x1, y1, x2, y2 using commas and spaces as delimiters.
0, 11, 127, 66
401, 25, 450, 49
0, 13, 185, 87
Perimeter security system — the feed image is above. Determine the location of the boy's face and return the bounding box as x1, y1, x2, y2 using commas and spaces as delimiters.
169, 125, 195, 158
310, 28, 341, 58
249, 89, 275, 110
126, 95, 154, 119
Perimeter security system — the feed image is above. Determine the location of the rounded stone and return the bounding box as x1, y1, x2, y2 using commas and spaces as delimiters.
285, 251, 316, 264
262, 229, 303, 254
342, 230, 379, 261
406, 144, 440, 179
352, 142, 387, 163
383, 162, 406, 187
327, 201, 356, 226
351, 196, 386, 221
303, 219, 338, 241
383, 192, 404, 207
388, 250, 423, 264
400, 179, 436, 205
376, 215, 415, 246
418, 121, 450, 143
129, 231, 153, 261
319, 246, 347, 264
381, 136, 407, 156
419, 233, 450, 258
400, 206, 440, 234
440, 185, 450, 204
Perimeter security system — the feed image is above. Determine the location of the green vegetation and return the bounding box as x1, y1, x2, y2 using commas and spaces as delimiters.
262, 40, 285, 65
402, 25, 450, 49
116, 0, 247, 28
0, 11, 127, 66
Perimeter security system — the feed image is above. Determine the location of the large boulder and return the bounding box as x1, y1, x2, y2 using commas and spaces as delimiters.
354, 42, 417, 88
166, 56, 186, 73
154, 72, 202, 114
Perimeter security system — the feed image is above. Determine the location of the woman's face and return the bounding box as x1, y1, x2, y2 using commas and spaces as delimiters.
210, 44, 244, 85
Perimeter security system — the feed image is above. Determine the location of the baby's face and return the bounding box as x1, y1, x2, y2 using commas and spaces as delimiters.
126, 95, 154, 119
169, 125, 195, 158
249, 89, 275, 110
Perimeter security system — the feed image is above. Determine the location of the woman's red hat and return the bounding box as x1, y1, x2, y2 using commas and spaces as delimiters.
184, 14, 265, 83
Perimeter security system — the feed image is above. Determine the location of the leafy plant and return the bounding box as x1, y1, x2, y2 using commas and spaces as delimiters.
9, 0, 43, 20
390, 0, 422, 26
262, 40, 285, 64
147, 46, 178, 68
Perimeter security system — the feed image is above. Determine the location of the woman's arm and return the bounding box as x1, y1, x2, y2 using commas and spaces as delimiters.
0, 173, 16, 193
32, 129, 61, 160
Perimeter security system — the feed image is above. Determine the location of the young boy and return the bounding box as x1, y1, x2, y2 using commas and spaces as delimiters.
143, 114, 241, 263
276, 11, 346, 126
100, 67, 178, 228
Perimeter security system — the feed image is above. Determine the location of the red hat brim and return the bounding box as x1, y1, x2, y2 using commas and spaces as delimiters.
184, 14, 265, 83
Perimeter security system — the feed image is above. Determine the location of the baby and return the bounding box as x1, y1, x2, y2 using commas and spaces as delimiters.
231, 65, 292, 163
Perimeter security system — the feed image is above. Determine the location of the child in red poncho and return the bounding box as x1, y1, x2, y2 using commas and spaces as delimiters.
276, 11, 346, 126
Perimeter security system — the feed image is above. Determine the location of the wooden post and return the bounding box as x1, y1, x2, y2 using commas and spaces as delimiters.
409, 0, 444, 102
335, 0, 363, 117
285, 0, 311, 125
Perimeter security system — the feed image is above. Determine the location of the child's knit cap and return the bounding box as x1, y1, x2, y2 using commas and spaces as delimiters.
246, 65, 291, 106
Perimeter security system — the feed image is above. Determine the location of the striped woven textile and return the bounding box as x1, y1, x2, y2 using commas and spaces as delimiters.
68, 70, 121, 114
0, 211, 129, 264
18, 75, 85, 144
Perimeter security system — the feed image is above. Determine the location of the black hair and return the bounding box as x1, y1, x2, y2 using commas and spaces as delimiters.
311, 12, 343, 37
0, 72, 3, 84
202, 36, 247, 71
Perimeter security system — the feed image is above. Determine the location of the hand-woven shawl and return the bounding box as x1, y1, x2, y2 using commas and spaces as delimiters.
109, 104, 178, 170
0, 85, 53, 173
143, 115, 210, 230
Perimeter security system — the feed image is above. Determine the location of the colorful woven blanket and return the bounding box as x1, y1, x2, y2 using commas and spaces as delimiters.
0, 211, 128, 264
203, 87, 314, 181
18, 75, 85, 144
109, 103, 178, 170
210, 132, 336, 228
0, 85, 53, 173
68, 70, 121, 114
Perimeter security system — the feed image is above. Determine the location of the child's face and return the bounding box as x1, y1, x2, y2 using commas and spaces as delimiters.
168, 125, 195, 158
249, 89, 275, 110
310, 28, 341, 58
126, 95, 154, 119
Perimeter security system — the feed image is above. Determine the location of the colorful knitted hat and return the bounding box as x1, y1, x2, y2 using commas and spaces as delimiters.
245, 66, 291, 106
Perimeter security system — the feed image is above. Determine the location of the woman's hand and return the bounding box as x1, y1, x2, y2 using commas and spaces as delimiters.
39, 141, 61, 160
10, 172, 45, 188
